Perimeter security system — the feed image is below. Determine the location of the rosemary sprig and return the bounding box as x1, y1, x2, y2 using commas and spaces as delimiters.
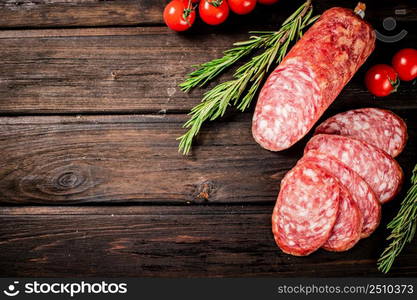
180, 31, 288, 92
378, 164, 417, 273
178, 0, 318, 155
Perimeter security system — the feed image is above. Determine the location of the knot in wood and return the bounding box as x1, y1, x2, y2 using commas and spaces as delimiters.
19, 162, 104, 202
193, 181, 215, 203
32, 163, 96, 197
56, 171, 83, 189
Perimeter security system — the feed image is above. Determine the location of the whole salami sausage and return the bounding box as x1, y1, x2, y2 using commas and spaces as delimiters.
314, 108, 407, 157
304, 134, 404, 203
252, 7, 375, 151
272, 162, 340, 256
299, 150, 381, 238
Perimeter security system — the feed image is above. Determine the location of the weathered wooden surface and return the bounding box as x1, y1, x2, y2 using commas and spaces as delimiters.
0, 114, 293, 204
0, 0, 415, 28
0, 112, 416, 205
0, 0, 166, 28
0, 27, 416, 114
1, 206, 417, 277
0, 0, 416, 277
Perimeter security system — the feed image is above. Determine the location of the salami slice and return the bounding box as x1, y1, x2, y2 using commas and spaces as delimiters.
300, 150, 380, 238
252, 7, 375, 151
304, 134, 404, 203
322, 185, 362, 252
315, 108, 407, 157
272, 162, 340, 256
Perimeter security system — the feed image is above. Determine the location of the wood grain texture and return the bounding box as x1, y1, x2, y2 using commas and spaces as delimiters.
0, 0, 416, 28
1, 0, 417, 279
0, 0, 166, 28
1, 205, 417, 277
0, 111, 415, 204
0, 27, 235, 114
1, 27, 416, 114
0, 113, 293, 204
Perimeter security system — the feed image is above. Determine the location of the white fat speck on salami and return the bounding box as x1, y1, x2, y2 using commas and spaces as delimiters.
322, 184, 362, 252
300, 150, 381, 238
272, 162, 340, 256
315, 108, 407, 157
304, 134, 404, 203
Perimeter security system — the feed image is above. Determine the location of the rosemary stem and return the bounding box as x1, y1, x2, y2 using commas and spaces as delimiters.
378, 164, 417, 273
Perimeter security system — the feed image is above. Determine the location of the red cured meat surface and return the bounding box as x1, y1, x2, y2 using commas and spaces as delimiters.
304, 134, 403, 203
322, 184, 362, 252
299, 150, 381, 238
315, 108, 407, 157
272, 162, 340, 256
252, 7, 375, 151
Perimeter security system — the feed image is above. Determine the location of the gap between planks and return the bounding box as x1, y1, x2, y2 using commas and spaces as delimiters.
0, 205, 272, 216
0, 27, 170, 39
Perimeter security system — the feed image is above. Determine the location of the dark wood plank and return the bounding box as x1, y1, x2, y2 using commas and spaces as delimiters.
1, 0, 416, 280
0, 26, 416, 114
0, 27, 236, 114
0, 0, 415, 28
0, 0, 166, 28
0, 112, 415, 204
1, 205, 416, 277
0, 113, 293, 204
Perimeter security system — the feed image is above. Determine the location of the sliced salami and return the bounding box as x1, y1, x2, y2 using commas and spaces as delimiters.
272, 162, 340, 256
252, 62, 319, 150
252, 7, 375, 151
305, 134, 404, 203
299, 151, 381, 238
322, 184, 362, 252
315, 108, 407, 157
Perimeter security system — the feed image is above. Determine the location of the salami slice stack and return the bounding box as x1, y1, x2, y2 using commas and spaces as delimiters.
299, 151, 381, 238
272, 108, 406, 256
273, 163, 341, 256
305, 134, 404, 204
314, 108, 407, 157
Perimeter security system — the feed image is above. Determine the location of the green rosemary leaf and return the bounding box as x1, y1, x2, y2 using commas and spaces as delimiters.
378, 164, 417, 273
180, 31, 283, 92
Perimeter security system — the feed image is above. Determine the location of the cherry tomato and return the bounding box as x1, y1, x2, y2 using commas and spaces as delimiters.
365, 64, 399, 97
257, 0, 280, 5
392, 48, 417, 81
228, 0, 256, 15
163, 0, 196, 32
199, 0, 229, 26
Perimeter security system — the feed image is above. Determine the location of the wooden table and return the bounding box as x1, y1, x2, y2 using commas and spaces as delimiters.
0, 0, 416, 277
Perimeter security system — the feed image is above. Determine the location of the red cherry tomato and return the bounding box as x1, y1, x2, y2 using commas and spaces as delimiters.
257, 0, 280, 5
365, 64, 399, 97
228, 0, 256, 15
199, 0, 229, 26
392, 48, 417, 81
163, 0, 196, 32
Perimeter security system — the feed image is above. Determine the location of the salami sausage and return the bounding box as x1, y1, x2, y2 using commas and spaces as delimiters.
322, 184, 362, 252
252, 7, 375, 151
315, 108, 407, 157
304, 134, 404, 203
300, 150, 381, 238
272, 162, 340, 256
